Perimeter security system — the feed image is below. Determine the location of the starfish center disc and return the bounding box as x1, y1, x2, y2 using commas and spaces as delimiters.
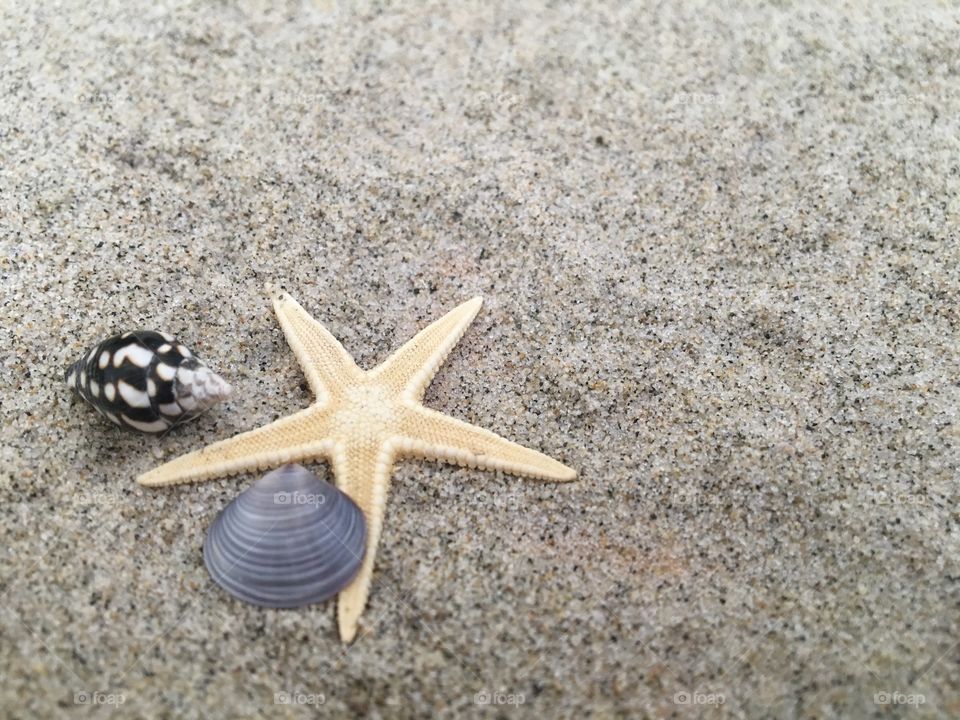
332, 383, 398, 444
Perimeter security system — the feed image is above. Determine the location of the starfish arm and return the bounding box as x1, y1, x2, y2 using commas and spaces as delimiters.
273, 293, 363, 403
332, 442, 398, 643
400, 405, 576, 481
370, 297, 483, 401
136, 408, 335, 486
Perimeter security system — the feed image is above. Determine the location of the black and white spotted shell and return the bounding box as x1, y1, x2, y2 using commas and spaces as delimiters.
65, 331, 231, 433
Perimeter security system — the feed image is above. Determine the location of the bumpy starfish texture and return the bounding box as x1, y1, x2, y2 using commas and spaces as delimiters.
138, 293, 576, 642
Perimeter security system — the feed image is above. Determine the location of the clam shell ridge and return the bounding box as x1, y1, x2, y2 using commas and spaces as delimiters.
204, 464, 367, 608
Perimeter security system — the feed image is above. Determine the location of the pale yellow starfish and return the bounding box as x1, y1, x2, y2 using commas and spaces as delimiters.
138, 293, 576, 642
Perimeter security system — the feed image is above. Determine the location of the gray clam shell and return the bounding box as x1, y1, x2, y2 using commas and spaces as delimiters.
204, 464, 366, 607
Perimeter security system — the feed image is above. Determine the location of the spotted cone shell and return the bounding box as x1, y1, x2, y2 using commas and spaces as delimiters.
65, 330, 231, 433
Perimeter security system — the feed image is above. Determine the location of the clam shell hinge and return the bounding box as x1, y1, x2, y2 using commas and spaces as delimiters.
203, 464, 367, 608
65, 330, 231, 433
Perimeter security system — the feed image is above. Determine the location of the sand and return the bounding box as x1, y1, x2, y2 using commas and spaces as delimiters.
1, 1, 958, 717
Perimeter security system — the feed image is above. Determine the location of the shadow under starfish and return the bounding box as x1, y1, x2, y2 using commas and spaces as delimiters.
138, 292, 577, 642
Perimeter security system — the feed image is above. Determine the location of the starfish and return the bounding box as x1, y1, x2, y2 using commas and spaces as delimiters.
138, 293, 576, 641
